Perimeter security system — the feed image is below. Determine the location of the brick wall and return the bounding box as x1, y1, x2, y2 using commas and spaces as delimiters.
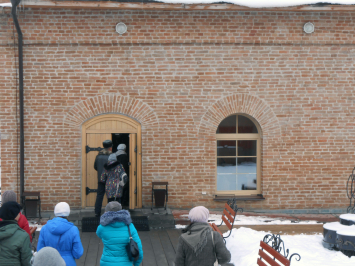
1, 9, 355, 211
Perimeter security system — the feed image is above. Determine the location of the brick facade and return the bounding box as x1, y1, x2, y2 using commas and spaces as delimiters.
1, 8, 355, 211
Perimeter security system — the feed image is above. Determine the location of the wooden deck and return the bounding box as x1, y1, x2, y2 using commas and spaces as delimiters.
33, 229, 182, 266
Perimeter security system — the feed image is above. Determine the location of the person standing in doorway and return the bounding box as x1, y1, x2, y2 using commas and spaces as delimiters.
100, 154, 128, 203
94, 140, 113, 217
116, 144, 129, 206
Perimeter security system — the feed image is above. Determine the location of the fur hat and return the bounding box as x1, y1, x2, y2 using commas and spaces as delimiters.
103, 140, 113, 149
33, 247, 66, 266
108, 154, 117, 162
54, 202, 70, 217
1, 190, 17, 204
105, 201, 122, 212
0, 201, 22, 220
188, 206, 210, 223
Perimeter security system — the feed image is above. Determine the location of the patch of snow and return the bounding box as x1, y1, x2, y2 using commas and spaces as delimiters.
28, 221, 43, 231
323, 222, 353, 231
337, 227, 355, 237
0, 3, 11, 7
225, 227, 355, 265
158, 0, 355, 8
175, 224, 187, 229
340, 214, 355, 222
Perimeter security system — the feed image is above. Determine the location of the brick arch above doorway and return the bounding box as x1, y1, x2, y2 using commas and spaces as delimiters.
64, 94, 158, 128
198, 93, 281, 138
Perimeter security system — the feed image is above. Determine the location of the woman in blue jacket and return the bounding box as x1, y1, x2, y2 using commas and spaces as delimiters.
37, 202, 84, 266
96, 201, 143, 266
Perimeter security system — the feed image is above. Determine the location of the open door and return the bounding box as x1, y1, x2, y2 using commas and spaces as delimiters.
129, 133, 137, 209
86, 133, 110, 207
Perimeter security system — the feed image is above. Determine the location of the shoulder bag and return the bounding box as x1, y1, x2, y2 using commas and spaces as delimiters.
126, 224, 139, 261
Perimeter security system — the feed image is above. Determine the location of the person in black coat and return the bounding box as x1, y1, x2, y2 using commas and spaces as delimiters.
94, 140, 112, 217
116, 144, 129, 206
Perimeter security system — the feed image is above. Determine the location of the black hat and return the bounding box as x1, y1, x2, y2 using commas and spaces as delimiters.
103, 140, 113, 149
0, 201, 22, 220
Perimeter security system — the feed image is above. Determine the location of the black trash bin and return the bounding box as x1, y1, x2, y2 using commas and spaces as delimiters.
154, 189, 166, 207
151, 182, 168, 211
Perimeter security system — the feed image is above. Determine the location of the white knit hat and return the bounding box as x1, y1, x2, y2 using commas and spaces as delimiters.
54, 202, 70, 217
188, 206, 210, 223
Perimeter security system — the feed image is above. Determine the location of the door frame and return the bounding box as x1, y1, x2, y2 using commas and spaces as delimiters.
81, 114, 142, 209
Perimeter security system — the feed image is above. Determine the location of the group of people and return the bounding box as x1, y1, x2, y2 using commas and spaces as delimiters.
94, 140, 129, 217
0, 140, 232, 266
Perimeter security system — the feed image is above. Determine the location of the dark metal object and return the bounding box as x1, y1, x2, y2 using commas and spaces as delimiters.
323, 227, 337, 249
151, 182, 168, 213
11, 0, 24, 202
262, 234, 301, 264
216, 198, 243, 242
86, 145, 103, 154
347, 167, 355, 213
86, 187, 98, 195
21, 192, 41, 219
336, 234, 355, 252
340, 217, 355, 226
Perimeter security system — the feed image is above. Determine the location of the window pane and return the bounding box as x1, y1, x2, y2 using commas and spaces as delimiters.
216, 115, 236, 134
237, 174, 257, 190
217, 174, 237, 191
237, 158, 256, 174
238, 140, 257, 156
238, 115, 258, 133
217, 158, 236, 174
217, 140, 236, 156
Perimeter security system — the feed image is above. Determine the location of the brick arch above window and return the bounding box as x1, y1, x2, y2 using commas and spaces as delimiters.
198, 94, 281, 138
64, 94, 158, 128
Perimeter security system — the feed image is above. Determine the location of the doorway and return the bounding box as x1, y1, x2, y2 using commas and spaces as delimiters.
81, 114, 142, 210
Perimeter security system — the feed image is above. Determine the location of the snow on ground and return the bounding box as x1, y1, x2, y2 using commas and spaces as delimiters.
157, 0, 355, 8
225, 227, 355, 265
28, 220, 44, 231
176, 214, 320, 228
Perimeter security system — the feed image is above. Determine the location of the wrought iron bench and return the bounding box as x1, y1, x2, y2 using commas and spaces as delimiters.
210, 198, 243, 240
257, 234, 301, 266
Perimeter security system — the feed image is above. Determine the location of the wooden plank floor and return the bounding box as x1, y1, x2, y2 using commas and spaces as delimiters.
33, 229, 181, 266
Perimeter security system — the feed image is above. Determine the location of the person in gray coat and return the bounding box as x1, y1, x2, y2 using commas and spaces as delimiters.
174, 206, 231, 266
94, 140, 113, 217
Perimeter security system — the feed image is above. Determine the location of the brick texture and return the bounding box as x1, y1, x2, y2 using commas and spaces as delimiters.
1, 9, 355, 210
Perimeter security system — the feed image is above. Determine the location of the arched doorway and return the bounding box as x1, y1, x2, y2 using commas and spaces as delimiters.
81, 114, 142, 209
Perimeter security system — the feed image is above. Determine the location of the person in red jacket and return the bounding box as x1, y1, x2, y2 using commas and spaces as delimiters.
1, 190, 36, 242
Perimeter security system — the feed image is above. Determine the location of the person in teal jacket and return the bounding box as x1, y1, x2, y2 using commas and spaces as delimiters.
37, 202, 83, 266
96, 201, 143, 266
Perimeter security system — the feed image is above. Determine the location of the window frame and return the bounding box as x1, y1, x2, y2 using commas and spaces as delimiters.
215, 114, 261, 196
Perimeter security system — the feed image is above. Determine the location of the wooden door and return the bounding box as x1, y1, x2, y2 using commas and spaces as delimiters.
86, 133, 110, 207
129, 133, 137, 209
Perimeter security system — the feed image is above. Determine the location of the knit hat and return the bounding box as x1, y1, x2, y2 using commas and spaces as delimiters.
1, 190, 17, 204
103, 140, 113, 149
54, 202, 70, 217
108, 154, 117, 162
33, 247, 66, 266
0, 201, 22, 220
105, 201, 122, 212
117, 144, 126, 151
188, 206, 210, 223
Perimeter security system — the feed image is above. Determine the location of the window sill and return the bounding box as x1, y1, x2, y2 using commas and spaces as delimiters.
213, 194, 265, 201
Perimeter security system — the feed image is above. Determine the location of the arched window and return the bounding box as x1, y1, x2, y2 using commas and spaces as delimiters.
216, 114, 261, 195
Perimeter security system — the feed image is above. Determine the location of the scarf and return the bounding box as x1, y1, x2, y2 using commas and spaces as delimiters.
180, 222, 212, 256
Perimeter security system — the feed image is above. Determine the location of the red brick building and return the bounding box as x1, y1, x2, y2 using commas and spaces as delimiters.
1, 1, 354, 212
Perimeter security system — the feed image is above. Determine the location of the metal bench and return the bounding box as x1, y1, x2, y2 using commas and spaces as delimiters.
257, 234, 301, 266
210, 198, 243, 241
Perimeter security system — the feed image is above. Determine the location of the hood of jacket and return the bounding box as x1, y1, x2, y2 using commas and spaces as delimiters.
0, 221, 20, 240
46, 217, 74, 235
100, 210, 132, 226
103, 160, 121, 171
181, 222, 212, 256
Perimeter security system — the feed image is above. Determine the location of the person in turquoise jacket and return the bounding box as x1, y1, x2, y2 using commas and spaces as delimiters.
37, 202, 84, 266
96, 201, 143, 266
